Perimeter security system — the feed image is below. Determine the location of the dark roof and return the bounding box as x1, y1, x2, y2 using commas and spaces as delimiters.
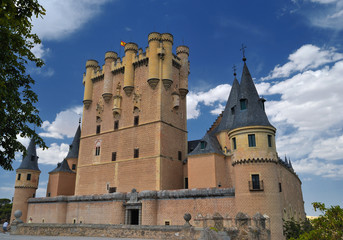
49, 159, 74, 174
231, 62, 273, 129
17, 138, 40, 171
217, 77, 240, 132
188, 140, 201, 153
188, 127, 224, 156
65, 125, 81, 159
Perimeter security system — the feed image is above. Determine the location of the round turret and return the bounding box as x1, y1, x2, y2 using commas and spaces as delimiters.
161, 33, 173, 44
105, 51, 118, 61
148, 32, 161, 42
86, 59, 99, 69
176, 45, 189, 56
124, 42, 138, 53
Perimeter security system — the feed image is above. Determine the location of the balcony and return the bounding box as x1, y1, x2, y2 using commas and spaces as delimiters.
249, 180, 264, 191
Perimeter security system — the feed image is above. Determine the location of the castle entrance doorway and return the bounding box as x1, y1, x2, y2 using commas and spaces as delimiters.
129, 209, 139, 225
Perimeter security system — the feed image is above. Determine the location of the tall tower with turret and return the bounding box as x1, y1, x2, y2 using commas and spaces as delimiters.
75, 33, 190, 195
10, 139, 40, 223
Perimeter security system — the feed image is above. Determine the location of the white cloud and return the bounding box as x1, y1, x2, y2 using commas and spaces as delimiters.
187, 84, 231, 119
297, 0, 343, 30
32, 0, 112, 41
262, 45, 343, 178
32, 43, 49, 59
263, 44, 343, 80
125, 27, 132, 31
40, 106, 83, 139
37, 143, 70, 165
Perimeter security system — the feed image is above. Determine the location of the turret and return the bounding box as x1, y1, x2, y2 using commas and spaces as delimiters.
11, 138, 40, 223
147, 32, 162, 89
102, 51, 118, 102
83, 60, 99, 109
65, 125, 81, 172
161, 33, 174, 90
123, 43, 138, 96
176, 45, 190, 98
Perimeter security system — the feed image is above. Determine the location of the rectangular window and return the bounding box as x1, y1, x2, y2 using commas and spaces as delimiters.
134, 148, 139, 158
268, 135, 272, 147
112, 152, 117, 161
200, 141, 206, 149
279, 182, 282, 192
165, 221, 170, 226
47, 192, 51, 197
251, 174, 260, 190
232, 137, 237, 150
114, 120, 119, 130
96, 125, 101, 134
184, 178, 188, 189
134, 116, 139, 126
32, 193, 35, 198
72, 164, 76, 170
178, 151, 182, 160
95, 146, 101, 156
240, 99, 247, 110
248, 134, 256, 147
27, 173, 31, 181
109, 187, 117, 193
17, 173, 21, 180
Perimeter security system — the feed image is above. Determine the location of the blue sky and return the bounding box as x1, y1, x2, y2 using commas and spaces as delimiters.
1, 0, 343, 217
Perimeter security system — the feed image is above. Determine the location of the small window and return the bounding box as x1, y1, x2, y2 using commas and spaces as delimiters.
178, 151, 182, 160
232, 137, 237, 150
95, 146, 101, 156
251, 174, 260, 190
27, 173, 31, 181
248, 134, 256, 147
31, 155, 35, 161
240, 99, 247, 110
17, 173, 21, 180
42, 219, 45, 223
134, 116, 139, 126
32, 193, 35, 198
114, 120, 119, 130
72, 164, 76, 170
134, 148, 139, 158
268, 135, 272, 147
279, 182, 282, 192
200, 141, 206, 149
112, 152, 117, 161
231, 106, 235, 115
109, 187, 117, 193
47, 192, 51, 197
184, 178, 188, 189
73, 219, 76, 224
96, 125, 101, 134
165, 221, 170, 225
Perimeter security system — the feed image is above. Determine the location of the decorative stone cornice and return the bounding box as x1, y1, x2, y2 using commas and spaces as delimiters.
162, 79, 173, 90
124, 43, 138, 53
112, 67, 124, 76
172, 59, 181, 69
133, 58, 148, 69
105, 51, 118, 61
148, 32, 161, 42
86, 60, 98, 69
92, 74, 104, 83
161, 33, 173, 44
147, 78, 159, 90
179, 88, 189, 98
232, 158, 278, 166
83, 100, 92, 109
176, 45, 189, 56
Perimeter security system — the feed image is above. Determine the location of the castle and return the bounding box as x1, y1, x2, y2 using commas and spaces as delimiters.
11, 33, 305, 240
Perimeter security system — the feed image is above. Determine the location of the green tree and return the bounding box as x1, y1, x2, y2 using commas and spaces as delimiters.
292, 202, 343, 240
0, 0, 47, 170
284, 217, 312, 239
0, 198, 12, 220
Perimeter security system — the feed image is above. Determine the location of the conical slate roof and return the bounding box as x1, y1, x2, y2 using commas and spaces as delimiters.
17, 138, 40, 171
217, 76, 240, 132
65, 125, 81, 159
231, 62, 273, 130
49, 159, 74, 174
188, 126, 224, 156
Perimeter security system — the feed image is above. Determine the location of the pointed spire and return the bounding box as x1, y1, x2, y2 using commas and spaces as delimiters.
217, 72, 240, 132
18, 138, 40, 171
65, 125, 81, 159
240, 44, 247, 62
231, 61, 273, 129
189, 127, 224, 156
284, 155, 288, 165
289, 158, 293, 169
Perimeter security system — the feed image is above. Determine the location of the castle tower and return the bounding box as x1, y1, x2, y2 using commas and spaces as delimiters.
46, 126, 80, 197
75, 33, 189, 195
10, 138, 40, 223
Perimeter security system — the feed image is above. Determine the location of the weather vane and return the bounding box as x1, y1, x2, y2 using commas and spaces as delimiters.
240, 44, 247, 61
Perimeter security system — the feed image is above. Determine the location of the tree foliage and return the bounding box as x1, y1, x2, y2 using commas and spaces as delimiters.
296, 202, 343, 240
0, 198, 12, 221
0, 0, 47, 170
284, 217, 312, 239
